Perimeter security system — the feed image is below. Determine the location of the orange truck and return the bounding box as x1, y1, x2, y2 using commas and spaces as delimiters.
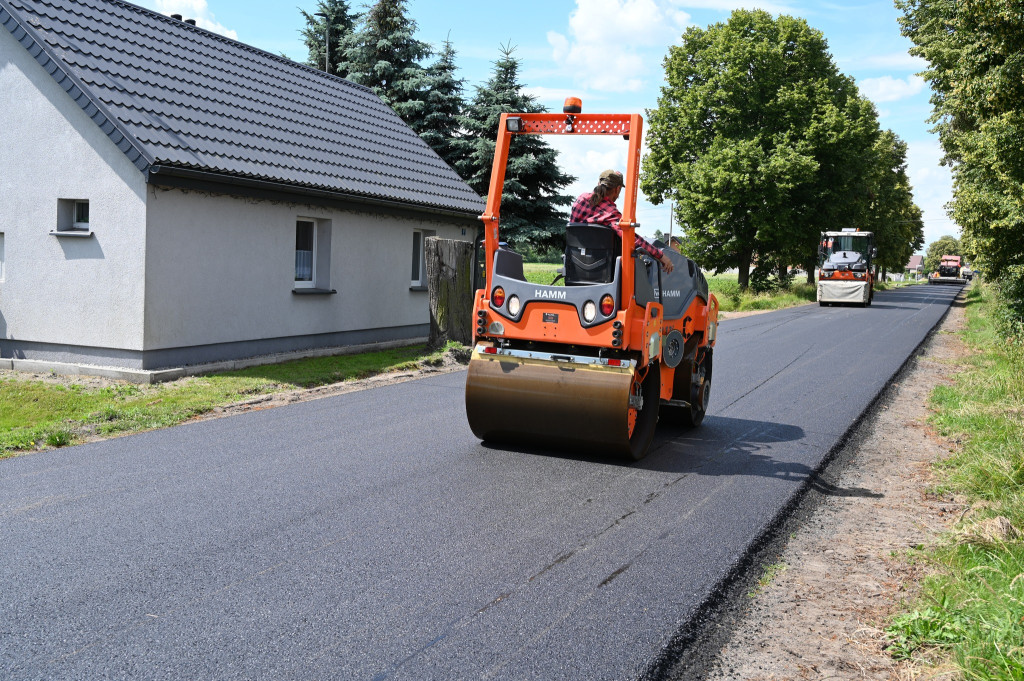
929, 255, 967, 285
464, 99, 719, 461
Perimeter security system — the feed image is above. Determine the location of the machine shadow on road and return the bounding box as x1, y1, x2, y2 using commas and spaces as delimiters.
478, 417, 883, 499
647, 416, 883, 498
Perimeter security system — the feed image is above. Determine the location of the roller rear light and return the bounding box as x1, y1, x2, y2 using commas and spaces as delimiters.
492, 287, 506, 307
600, 295, 615, 316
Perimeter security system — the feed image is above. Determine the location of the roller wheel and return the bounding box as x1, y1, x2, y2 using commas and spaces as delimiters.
819, 300, 827, 307
624, 363, 661, 461
664, 349, 712, 428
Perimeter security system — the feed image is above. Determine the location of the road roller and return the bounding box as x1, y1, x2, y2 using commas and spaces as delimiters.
464, 99, 720, 460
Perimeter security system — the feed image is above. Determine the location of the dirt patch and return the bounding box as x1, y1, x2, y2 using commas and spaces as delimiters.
698, 292, 968, 680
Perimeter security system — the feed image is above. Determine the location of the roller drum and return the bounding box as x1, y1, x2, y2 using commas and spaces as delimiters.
465, 351, 636, 455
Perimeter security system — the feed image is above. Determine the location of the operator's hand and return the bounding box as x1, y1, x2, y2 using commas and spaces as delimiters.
659, 253, 674, 273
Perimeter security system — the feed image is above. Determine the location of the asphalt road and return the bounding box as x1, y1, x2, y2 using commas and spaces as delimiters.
0, 284, 961, 680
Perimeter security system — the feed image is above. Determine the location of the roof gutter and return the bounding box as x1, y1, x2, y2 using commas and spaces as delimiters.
146, 165, 483, 224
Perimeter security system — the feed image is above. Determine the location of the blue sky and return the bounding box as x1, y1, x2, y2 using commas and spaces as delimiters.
137, 0, 953, 252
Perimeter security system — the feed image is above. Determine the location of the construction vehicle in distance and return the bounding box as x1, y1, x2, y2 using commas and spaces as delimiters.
929, 255, 967, 285
817, 229, 876, 307
464, 98, 720, 461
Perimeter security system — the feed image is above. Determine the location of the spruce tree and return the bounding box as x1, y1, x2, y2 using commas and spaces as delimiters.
338, 0, 432, 132
299, 0, 359, 78
455, 44, 575, 252
419, 37, 466, 171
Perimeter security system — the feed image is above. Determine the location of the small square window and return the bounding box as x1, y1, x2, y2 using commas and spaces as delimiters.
55, 198, 92, 234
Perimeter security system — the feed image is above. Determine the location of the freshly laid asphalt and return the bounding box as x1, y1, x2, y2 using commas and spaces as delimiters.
0, 284, 961, 680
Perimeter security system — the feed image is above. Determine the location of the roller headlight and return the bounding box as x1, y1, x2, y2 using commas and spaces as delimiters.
507, 294, 521, 316
582, 300, 597, 323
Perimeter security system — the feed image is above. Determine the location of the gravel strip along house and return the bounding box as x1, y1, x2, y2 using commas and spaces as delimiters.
0, 0, 483, 373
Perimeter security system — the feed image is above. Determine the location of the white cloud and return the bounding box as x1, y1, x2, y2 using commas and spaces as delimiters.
858, 74, 925, 103
152, 0, 238, 40
547, 1, 691, 93
905, 139, 958, 247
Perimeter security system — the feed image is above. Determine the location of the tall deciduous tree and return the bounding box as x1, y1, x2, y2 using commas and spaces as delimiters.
300, 0, 359, 77
454, 44, 575, 252
898, 0, 1024, 280
642, 10, 881, 290
865, 130, 925, 277
419, 37, 466, 171
338, 0, 432, 133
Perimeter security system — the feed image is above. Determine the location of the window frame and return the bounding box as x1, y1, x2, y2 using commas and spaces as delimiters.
294, 218, 317, 289
411, 228, 436, 289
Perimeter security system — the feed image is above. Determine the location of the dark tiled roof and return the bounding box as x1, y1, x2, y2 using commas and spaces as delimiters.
0, 0, 484, 216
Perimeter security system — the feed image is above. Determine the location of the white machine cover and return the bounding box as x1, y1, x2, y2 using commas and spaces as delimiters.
818, 280, 868, 304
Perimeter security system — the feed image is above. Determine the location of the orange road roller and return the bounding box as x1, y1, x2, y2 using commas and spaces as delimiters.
464, 99, 720, 461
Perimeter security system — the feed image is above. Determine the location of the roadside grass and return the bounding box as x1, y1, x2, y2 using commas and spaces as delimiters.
0, 343, 457, 457
885, 283, 1024, 679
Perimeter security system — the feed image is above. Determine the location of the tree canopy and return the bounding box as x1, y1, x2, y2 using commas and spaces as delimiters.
453, 45, 575, 252
299, 0, 359, 77
642, 10, 921, 289
337, 0, 432, 133
418, 37, 466, 171
898, 0, 1024, 280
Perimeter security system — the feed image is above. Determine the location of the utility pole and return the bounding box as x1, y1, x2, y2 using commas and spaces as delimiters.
314, 11, 329, 73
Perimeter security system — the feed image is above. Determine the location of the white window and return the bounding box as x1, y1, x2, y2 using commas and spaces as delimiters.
295, 219, 316, 288
54, 198, 92, 234
294, 218, 333, 291
73, 200, 90, 229
411, 229, 435, 287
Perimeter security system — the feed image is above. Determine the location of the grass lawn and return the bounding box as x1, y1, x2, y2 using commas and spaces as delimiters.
884, 283, 1024, 679
0, 343, 457, 457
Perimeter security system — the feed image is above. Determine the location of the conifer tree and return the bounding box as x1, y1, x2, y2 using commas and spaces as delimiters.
299, 0, 358, 78
338, 0, 432, 132
455, 44, 574, 252
419, 37, 466, 170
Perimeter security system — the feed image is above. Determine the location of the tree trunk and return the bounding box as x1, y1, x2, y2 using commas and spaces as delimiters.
426, 236, 474, 347
737, 247, 752, 290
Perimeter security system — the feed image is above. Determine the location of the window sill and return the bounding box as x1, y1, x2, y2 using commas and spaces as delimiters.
409, 284, 428, 292
292, 288, 337, 295
50, 229, 94, 238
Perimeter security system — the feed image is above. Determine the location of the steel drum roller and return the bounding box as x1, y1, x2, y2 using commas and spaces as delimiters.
465, 351, 636, 454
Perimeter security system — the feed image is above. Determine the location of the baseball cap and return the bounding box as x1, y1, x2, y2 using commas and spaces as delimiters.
599, 169, 624, 188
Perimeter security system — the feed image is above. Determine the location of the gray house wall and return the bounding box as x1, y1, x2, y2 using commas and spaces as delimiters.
141, 187, 468, 368
1, 12, 478, 373
0, 26, 149, 365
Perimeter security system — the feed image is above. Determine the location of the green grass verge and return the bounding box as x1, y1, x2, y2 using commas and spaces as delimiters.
0, 343, 458, 457
885, 283, 1024, 678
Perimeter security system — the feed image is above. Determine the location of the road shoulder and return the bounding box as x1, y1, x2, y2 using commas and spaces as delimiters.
700, 291, 967, 679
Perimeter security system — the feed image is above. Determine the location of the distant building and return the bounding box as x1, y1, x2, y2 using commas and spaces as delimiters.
906, 255, 925, 279
0, 0, 483, 372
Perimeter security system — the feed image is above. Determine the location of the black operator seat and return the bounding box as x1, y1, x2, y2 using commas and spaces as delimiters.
564, 222, 621, 285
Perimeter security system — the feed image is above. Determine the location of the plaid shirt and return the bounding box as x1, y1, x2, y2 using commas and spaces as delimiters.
570, 193, 664, 260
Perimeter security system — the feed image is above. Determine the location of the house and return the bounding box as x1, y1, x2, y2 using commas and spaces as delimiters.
906, 255, 925, 279
0, 0, 484, 375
